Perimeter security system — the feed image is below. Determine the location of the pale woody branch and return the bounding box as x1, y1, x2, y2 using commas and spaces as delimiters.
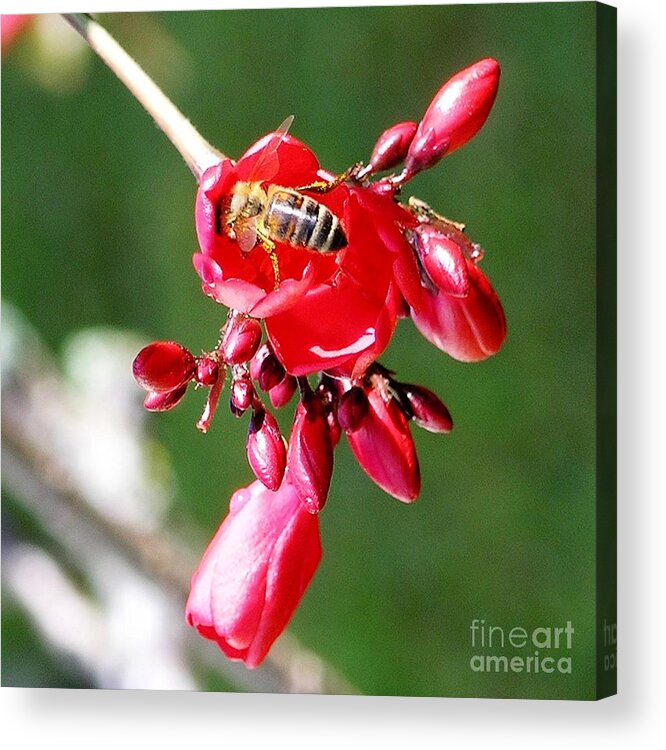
63, 13, 225, 181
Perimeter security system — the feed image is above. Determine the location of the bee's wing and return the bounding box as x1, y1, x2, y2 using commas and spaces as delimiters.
236, 217, 258, 254
247, 115, 294, 183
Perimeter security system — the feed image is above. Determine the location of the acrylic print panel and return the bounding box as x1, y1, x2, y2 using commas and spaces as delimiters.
1, 3, 615, 699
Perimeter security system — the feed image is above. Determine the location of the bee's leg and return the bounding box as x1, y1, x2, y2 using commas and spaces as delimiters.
256, 225, 281, 289
424, 210, 466, 232
423, 211, 466, 232
441, 216, 466, 232
407, 197, 466, 231
296, 162, 365, 193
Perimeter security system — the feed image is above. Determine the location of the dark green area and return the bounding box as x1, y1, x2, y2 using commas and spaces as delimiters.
2, 3, 603, 698
594, 2, 617, 700
1, 595, 94, 689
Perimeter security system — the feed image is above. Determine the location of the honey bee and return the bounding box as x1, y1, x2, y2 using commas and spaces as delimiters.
222, 116, 348, 286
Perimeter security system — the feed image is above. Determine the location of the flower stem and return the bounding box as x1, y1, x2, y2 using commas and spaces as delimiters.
62, 13, 225, 181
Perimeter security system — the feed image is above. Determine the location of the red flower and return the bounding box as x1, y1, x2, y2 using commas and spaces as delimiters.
186, 479, 321, 668
194, 133, 420, 377
127, 54, 506, 670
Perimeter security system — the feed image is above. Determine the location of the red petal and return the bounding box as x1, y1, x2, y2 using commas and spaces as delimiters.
269, 375, 297, 409
266, 277, 394, 376
143, 383, 188, 412
236, 132, 321, 185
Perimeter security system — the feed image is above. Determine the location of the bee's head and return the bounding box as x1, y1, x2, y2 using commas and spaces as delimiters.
227, 187, 247, 223
227, 182, 263, 223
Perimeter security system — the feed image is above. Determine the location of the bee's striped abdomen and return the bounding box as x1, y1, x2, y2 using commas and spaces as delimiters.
266, 189, 347, 253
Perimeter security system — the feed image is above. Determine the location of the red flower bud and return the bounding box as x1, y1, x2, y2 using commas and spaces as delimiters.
221, 315, 262, 365
269, 374, 297, 409
336, 386, 370, 434
368, 121, 418, 174
287, 395, 333, 514
258, 353, 286, 392
186, 479, 321, 669
249, 343, 271, 381
195, 356, 220, 386
411, 259, 506, 362
346, 388, 420, 502
143, 383, 189, 412
399, 383, 453, 433
408, 225, 470, 297
247, 407, 286, 491
230, 375, 254, 416
132, 341, 195, 393
404, 58, 500, 177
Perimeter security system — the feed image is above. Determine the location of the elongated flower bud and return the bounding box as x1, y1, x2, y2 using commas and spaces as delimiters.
336, 386, 369, 433
143, 382, 189, 412
287, 395, 333, 514
269, 374, 297, 409
346, 388, 420, 502
368, 121, 418, 174
247, 406, 286, 491
221, 315, 262, 365
133, 341, 195, 392
398, 383, 453, 433
404, 58, 500, 178
408, 225, 470, 297
230, 375, 254, 416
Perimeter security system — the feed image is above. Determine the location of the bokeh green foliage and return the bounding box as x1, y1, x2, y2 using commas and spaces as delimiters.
2, 3, 598, 698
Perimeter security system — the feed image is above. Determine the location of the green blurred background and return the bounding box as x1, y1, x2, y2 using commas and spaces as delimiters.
2, 3, 597, 698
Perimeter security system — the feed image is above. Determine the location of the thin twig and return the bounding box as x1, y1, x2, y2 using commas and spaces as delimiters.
62, 13, 225, 181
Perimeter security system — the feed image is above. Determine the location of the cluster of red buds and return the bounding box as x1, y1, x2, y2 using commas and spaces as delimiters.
132, 58, 506, 668
133, 320, 453, 509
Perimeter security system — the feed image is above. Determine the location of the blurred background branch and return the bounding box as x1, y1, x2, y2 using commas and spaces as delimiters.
1, 301, 356, 694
